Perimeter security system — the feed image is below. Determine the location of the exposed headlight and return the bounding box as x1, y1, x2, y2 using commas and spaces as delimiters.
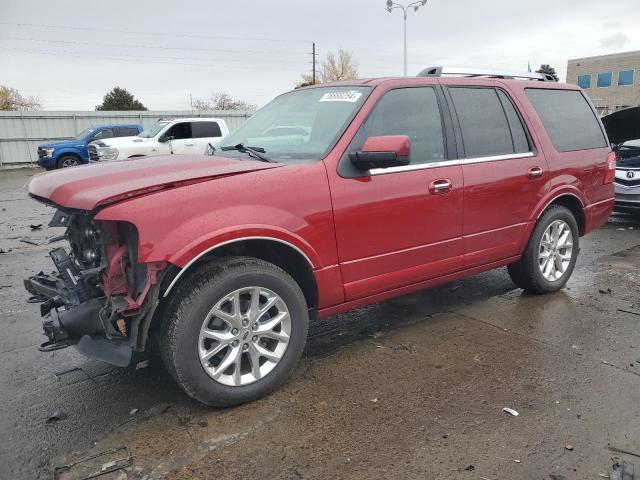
97, 147, 119, 161
42, 147, 54, 157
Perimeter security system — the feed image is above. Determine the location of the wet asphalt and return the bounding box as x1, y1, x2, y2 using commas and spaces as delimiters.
1, 167, 639, 479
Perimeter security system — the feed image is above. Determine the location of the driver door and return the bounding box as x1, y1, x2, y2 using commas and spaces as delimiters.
329, 86, 463, 301
164, 122, 195, 155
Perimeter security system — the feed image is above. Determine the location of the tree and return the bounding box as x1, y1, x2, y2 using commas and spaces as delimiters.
536, 64, 559, 82
0, 86, 41, 111
96, 87, 147, 111
193, 92, 256, 112
298, 48, 359, 86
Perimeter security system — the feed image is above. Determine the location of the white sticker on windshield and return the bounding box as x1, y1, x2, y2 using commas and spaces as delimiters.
319, 91, 362, 103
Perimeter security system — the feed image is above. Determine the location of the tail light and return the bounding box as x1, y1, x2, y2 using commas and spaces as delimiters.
604, 151, 616, 184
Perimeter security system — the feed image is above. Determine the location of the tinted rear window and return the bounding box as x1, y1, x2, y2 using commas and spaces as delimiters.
192, 121, 222, 138
116, 127, 140, 137
449, 87, 515, 158
525, 89, 607, 152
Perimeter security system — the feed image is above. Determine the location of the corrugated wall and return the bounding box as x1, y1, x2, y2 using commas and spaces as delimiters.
0, 110, 252, 166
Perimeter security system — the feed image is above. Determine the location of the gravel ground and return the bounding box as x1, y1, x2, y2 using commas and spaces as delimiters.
1, 167, 639, 480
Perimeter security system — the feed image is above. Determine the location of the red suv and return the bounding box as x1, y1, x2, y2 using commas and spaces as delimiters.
26, 67, 615, 406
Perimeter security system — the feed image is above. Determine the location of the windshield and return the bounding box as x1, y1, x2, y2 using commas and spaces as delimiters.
218, 86, 371, 162
76, 128, 94, 140
139, 122, 169, 138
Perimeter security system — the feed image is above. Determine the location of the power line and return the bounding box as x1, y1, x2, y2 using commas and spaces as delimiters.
0, 46, 304, 71
0, 35, 307, 57
0, 22, 311, 44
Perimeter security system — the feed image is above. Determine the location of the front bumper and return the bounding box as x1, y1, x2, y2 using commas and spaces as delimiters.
614, 177, 640, 213
37, 156, 56, 168
24, 247, 133, 366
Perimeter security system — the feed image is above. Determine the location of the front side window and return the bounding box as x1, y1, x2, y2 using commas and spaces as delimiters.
577, 74, 592, 89
449, 87, 515, 158
164, 122, 192, 140
92, 129, 114, 140
192, 121, 222, 138
349, 87, 445, 165
597, 72, 612, 88
526, 89, 608, 152
618, 70, 635, 86
219, 86, 370, 162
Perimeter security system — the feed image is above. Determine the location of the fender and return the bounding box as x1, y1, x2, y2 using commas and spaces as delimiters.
162, 233, 318, 298
531, 187, 585, 221
516, 187, 586, 253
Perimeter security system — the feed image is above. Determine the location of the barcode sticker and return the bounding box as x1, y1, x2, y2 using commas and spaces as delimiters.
319, 91, 363, 103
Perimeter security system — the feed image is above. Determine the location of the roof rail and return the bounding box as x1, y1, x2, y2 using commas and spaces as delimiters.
417, 66, 556, 82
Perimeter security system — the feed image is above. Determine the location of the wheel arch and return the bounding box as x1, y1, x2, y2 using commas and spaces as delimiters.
161, 237, 319, 312
55, 150, 84, 166
536, 192, 586, 235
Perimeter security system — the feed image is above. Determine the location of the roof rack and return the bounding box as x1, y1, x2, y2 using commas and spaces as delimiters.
417, 66, 556, 82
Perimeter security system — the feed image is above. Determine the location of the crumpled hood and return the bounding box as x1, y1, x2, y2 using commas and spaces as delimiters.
29, 155, 282, 211
602, 107, 640, 145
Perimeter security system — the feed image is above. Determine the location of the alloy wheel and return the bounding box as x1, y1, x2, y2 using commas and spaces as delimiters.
197, 286, 291, 386
538, 219, 573, 281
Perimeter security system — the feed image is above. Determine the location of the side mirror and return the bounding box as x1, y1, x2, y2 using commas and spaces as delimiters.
158, 135, 174, 143
349, 135, 410, 170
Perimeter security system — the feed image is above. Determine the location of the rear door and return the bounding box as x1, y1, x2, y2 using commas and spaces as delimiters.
446, 85, 548, 267
331, 86, 464, 301
191, 121, 224, 153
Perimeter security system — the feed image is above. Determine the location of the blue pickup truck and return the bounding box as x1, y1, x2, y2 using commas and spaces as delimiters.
37, 124, 143, 169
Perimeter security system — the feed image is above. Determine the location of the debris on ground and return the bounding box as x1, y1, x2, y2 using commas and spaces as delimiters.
565, 444, 574, 451
608, 446, 640, 458
599, 288, 613, 294
463, 464, 475, 471
19, 237, 40, 246
371, 397, 378, 403
549, 475, 568, 480
135, 359, 149, 370
45, 410, 68, 424
610, 460, 634, 480
502, 407, 519, 416
29, 224, 42, 231
198, 420, 208, 427
129, 409, 138, 416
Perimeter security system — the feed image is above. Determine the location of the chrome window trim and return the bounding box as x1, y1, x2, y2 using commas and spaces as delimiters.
369, 151, 535, 175
162, 236, 315, 297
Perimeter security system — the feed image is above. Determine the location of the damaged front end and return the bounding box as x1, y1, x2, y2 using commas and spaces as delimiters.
24, 208, 167, 367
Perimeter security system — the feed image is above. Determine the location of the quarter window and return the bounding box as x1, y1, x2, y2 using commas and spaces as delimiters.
526, 89, 608, 152
191, 121, 222, 138
350, 87, 445, 165
577, 74, 591, 89
597, 72, 612, 88
618, 70, 635, 86
449, 87, 516, 157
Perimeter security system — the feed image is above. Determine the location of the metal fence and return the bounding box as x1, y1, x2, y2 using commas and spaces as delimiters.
0, 110, 252, 166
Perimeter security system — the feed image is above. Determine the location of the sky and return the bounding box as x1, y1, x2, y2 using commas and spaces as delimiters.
1, 0, 639, 111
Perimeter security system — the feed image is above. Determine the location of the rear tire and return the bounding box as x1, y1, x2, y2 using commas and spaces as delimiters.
508, 205, 579, 294
160, 257, 309, 407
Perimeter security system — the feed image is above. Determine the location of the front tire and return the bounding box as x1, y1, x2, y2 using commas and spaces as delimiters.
160, 257, 309, 407
508, 205, 579, 294
57, 155, 81, 168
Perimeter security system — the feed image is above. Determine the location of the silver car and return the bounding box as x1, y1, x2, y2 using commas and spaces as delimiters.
602, 108, 640, 215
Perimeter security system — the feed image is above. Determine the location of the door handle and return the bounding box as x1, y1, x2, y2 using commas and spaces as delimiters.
184, 143, 194, 147
528, 167, 544, 179
429, 179, 452, 194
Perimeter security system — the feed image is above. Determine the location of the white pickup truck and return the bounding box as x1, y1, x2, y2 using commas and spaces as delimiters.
88, 117, 229, 162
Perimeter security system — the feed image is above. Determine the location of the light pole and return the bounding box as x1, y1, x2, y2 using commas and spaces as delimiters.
386, 0, 428, 76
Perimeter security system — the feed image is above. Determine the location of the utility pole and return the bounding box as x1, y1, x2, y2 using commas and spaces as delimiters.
312, 42, 317, 84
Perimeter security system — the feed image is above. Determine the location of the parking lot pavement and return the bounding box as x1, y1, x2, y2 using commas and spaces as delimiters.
1, 167, 640, 480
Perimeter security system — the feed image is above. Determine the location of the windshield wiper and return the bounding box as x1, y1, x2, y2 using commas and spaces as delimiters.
220, 143, 273, 163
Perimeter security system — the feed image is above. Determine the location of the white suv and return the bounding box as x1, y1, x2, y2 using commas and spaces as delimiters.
88, 118, 229, 162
